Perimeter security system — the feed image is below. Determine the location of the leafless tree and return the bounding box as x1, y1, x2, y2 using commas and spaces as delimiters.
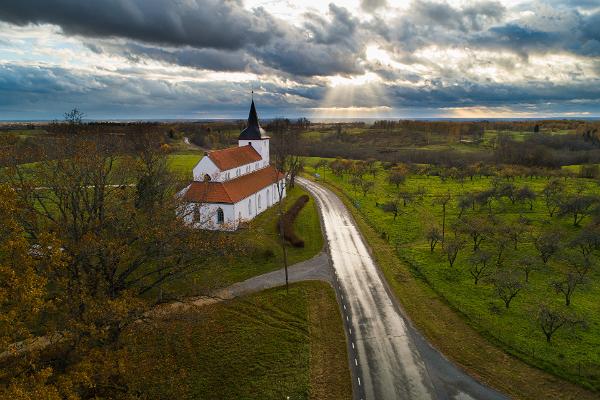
535, 303, 585, 343
493, 270, 523, 309
444, 237, 465, 268
426, 226, 442, 252
468, 250, 493, 284
551, 272, 586, 306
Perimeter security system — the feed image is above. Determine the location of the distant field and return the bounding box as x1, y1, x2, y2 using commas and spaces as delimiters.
123, 281, 352, 400
305, 157, 600, 392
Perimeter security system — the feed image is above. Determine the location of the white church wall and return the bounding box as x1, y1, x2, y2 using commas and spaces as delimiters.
183, 202, 237, 231
232, 179, 286, 224
192, 157, 221, 182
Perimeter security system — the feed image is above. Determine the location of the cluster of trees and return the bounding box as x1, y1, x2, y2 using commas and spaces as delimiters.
316, 156, 599, 344
0, 112, 237, 398
421, 180, 598, 343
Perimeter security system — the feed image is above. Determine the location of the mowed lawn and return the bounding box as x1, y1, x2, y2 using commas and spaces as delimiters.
122, 281, 351, 400
305, 157, 600, 396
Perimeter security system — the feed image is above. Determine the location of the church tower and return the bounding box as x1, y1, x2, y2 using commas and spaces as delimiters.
238, 100, 269, 166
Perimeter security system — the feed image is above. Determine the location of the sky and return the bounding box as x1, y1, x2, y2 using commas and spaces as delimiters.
0, 0, 599, 120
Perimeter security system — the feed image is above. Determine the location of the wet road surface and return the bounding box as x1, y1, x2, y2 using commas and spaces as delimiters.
298, 177, 507, 400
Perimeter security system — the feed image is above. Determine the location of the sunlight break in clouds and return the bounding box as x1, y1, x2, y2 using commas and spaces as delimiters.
0, 0, 599, 119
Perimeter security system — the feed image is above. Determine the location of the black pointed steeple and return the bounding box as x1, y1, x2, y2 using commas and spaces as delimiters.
239, 99, 267, 140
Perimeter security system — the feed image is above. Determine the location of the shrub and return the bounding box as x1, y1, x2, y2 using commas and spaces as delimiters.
278, 195, 310, 247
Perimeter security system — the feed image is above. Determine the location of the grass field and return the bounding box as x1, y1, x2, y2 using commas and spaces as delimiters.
305, 157, 600, 394
123, 281, 352, 400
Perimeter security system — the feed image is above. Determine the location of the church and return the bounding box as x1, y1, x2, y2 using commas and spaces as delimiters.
179, 100, 286, 231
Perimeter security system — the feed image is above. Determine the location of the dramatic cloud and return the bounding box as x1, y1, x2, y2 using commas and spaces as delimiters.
0, 0, 598, 119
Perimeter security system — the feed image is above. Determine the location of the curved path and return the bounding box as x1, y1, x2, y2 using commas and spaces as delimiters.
298, 177, 507, 400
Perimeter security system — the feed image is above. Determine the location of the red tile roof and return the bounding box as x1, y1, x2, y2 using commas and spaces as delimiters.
183, 165, 284, 204
207, 145, 262, 171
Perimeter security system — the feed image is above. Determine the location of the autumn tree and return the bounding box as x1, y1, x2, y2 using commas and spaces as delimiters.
1, 114, 233, 397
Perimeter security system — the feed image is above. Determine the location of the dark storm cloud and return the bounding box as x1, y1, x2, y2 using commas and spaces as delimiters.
89, 42, 258, 73
0, 0, 365, 77
0, 0, 281, 50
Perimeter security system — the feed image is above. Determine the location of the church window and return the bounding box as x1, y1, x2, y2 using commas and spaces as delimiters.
217, 208, 224, 224
204, 174, 211, 182
248, 199, 252, 214
193, 206, 201, 223
258, 195, 261, 209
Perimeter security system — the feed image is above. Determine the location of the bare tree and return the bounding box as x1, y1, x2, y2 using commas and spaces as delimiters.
551, 272, 585, 306
542, 179, 564, 217
468, 250, 493, 284
426, 226, 442, 252
444, 237, 465, 267
558, 194, 598, 226
535, 303, 585, 343
515, 255, 540, 283
533, 229, 562, 264
493, 270, 523, 309
270, 119, 302, 293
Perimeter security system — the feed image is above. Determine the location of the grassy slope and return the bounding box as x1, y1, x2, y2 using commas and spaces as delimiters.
123, 281, 351, 400
304, 162, 600, 398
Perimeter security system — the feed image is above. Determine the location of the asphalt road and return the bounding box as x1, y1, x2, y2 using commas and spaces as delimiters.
298, 177, 508, 400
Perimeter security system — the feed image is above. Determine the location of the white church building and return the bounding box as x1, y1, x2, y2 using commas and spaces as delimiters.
180, 100, 286, 230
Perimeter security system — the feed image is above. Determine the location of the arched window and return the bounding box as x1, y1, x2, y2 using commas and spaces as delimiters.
266, 189, 270, 205
258, 194, 261, 209
248, 199, 252, 214
204, 174, 211, 182
217, 208, 224, 224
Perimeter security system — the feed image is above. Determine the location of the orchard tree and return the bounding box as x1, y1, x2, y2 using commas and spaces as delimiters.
535, 303, 585, 343
388, 169, 406, 188
516, 186, 536, 210
558, 194, 598, 226
468, 250, 493, 284
426, 226, 442, 252
444, 237, 465, 268
551, 272, 586, 306
493, 270, 523, 309
516, 255, 541, 283
533, 229, 562, 264
542, 179, 564, 217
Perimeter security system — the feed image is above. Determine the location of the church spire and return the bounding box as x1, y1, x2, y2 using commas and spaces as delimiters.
239, 99, 267, 140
